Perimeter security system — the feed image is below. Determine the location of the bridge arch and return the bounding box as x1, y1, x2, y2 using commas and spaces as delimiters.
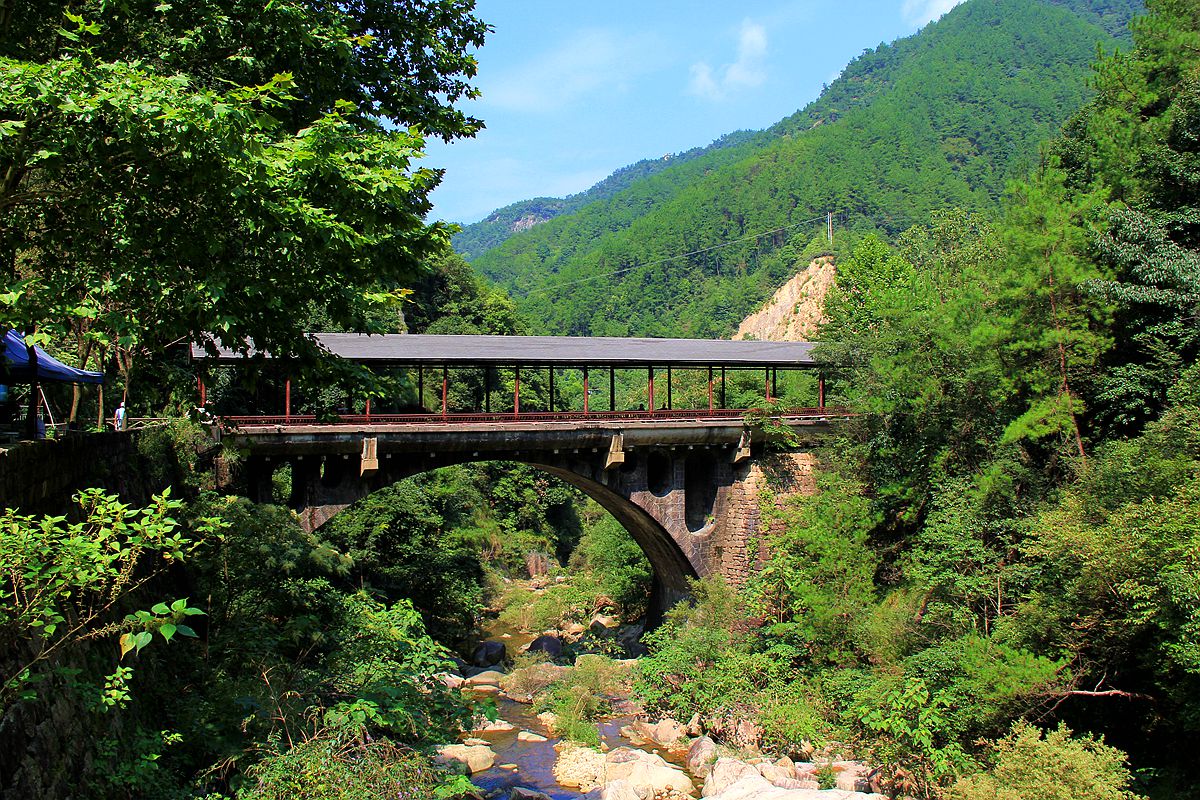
249, 449, 706, 621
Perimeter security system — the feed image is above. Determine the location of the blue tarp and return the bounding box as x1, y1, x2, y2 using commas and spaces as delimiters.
2, 331, 104, 384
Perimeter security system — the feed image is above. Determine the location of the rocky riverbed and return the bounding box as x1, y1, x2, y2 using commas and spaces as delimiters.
434, 596, 889, 800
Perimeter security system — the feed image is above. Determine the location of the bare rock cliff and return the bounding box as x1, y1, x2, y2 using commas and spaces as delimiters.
733, 256, 834, 341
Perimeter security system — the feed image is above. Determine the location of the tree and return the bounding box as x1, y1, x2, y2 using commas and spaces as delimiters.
0, 1, 488, 419
1052, 0, 1200, 432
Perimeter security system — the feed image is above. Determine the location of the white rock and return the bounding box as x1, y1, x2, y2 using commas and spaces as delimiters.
758, 762, 798, 787
472, 717, 517, 734
553, 743, 606, 792
604, 747, 695, 797
687, 736, 719, 779
602, 779, 649, 800
702, 758, 760, 796
434, 743, 496, 774
465, 669, 506, 686
517, 730, 549, 742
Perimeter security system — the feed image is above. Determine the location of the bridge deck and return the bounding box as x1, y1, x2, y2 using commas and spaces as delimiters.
220, 407, 847, 431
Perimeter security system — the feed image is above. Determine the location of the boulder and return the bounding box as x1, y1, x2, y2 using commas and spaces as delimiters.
701, 770, 886, 800
701, 758, 760, 797
553, 742, 606, 792
833, 761, 874, 793
434, 743, 496, 774
687, 736, 719, 779
508, 789, 552, 800
469, 684, 501, 696
604, 747, 695, 797
438, 672, 465, 690
631, 718, 687, 748
471, 717, 517, 734
773, 757, 797, 778
499, 762, 519, 770
517, 730, 549, 742
472, 640, 506, 667
601, 779, 647, 800
615, 623, 646, 656
465, 669, 506, 686
686, 713, 704, 736
758, 762, 798, 787
527, 634, 563, 659
590, 614, 620, 636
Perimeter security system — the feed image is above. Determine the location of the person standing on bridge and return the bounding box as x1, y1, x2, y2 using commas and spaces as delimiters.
114, 401, 127, 431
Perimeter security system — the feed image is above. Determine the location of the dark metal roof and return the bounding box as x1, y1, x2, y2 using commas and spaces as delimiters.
191, 333, 818, 368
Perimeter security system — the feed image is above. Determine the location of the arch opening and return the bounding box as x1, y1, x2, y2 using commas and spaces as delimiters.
281, 452, 701, 628
646, 450, 672, 497
684, 452, 717, 532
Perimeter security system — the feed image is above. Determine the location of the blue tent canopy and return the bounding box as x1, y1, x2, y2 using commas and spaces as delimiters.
2, 331, 104, 385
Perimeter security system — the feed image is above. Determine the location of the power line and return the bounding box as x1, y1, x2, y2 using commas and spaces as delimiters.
517, 213, 833, 297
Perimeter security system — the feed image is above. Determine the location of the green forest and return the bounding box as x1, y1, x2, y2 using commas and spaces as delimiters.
463, 0, 1142, 340
2, 0, 1199, 798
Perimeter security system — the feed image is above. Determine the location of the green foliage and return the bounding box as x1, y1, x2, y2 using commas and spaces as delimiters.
855, 677, 974, 799
467, 0, 1135, 339
749, 468, 880, 666
569, 508, 652, 619
0, 488, 218, 707
948, 721, 1140, 800
901, 636, 1063, 742
321, 476, 485, 643
237, 732, 466, 800
0, 0, 487, 411
533, 683, 605, 747
636, 577, 790, 721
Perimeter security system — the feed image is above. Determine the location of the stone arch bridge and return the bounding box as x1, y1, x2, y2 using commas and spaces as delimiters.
197, 333, 841, 617
226, 412, 836, 618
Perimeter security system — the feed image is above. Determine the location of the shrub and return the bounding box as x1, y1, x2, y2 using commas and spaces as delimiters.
948, 721, 1140, 800
238, 733, 470, 800
755, 679, 832, 754
534, 683, 605, 746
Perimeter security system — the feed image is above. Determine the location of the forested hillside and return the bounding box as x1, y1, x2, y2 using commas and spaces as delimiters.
464, 0, 1140, 339
450, 129, 760, 260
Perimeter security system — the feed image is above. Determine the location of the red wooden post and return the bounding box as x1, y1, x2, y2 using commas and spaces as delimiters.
667, 366, 672, 410
708, 367, 714, 413
441, 366, 448, 418
648, 367, 655, 414
818, 374, 826, 409
285, 378, 291, 421
198, 376, 206, 407
764, 368, 771, 403
583, 367, 589, 415
514, 367, 520, 417
365, 397, 371, 421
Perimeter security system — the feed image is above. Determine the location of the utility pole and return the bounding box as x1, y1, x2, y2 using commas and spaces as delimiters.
827, 211, 833, 247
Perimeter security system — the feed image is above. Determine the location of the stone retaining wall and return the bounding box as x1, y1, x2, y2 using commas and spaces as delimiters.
0, 432, 152, 514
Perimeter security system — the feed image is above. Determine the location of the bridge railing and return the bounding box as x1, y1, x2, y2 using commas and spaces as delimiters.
219, 407, 849, 430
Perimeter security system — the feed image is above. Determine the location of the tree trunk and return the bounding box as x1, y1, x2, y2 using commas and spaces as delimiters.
1045, 263, 1086, 460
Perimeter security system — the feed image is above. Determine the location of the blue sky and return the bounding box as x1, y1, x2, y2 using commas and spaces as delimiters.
424, 0, 964, 225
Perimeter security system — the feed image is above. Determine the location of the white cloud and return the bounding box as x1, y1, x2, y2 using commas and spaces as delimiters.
688, 20, 768, 102
902, 0, 964, 26
483, 29, 659, 113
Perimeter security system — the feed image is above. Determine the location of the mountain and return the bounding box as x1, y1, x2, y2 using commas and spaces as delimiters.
450, 129, 762, 261
459, 0, 1141, 339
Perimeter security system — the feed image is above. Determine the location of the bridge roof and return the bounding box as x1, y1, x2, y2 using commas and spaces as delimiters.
191, 333, 818, 368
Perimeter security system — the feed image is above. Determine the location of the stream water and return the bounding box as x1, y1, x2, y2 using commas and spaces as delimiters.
463, 609, 693, 798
